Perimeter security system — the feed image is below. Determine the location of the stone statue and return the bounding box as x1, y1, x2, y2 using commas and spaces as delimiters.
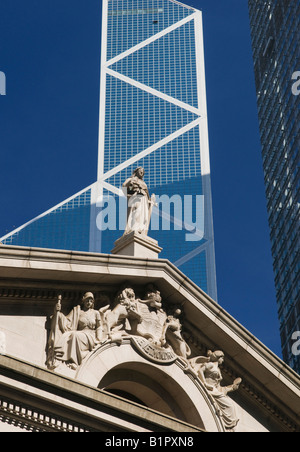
47, 293, 102, 370
129, 285, 167, 346
189, 350, 242, 431
101, 284, 166, 346
101, 286, 142, 342
160, 308, 191, 359
123, 167, 156, 236
45, 285, 243, 431
139, 284, 163, 310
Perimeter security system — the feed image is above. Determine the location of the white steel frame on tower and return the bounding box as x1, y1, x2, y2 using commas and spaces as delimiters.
90, 0, 217, 300
1, 0, 217, 301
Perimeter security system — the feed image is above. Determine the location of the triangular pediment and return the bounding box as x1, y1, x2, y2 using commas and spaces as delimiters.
0, 246, 299, 432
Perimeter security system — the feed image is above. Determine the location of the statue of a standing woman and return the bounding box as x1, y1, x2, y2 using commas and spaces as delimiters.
47, 293, 102, 370
123, 167, 156, 236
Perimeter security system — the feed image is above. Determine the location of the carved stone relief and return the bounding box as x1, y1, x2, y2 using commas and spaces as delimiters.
190, 351, 242, 432
47, 292, 102, 370
46, 283, 241, 432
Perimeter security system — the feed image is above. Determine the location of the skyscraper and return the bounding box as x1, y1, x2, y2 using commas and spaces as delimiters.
1, 0, 217, 301
248, 0, 299, 372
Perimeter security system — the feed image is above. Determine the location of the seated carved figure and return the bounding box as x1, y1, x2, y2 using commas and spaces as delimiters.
47, 292, 102, 370
190, 350, 242, 431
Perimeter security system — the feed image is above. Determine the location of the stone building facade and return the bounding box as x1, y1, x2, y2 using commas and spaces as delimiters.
0, 245, 299, 432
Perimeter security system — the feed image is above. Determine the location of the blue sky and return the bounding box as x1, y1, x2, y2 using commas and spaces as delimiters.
0, 0, 282, 357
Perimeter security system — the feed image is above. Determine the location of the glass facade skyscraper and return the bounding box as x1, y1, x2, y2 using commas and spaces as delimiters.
248, 0, 299, 372
1, 0, 217, 301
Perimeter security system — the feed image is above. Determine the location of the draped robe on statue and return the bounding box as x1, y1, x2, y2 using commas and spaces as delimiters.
52, 306, 100, 367
123, 173, 150, 235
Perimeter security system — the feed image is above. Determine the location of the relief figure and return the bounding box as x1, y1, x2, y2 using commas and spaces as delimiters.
101, 287, 142, 342
47, 292, 102, 370
190, 350, 242, 431
129, 285, 167, 345
160, 308, 191, 359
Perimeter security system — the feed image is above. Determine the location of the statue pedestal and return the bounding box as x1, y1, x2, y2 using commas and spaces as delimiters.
111, 232, 162, 259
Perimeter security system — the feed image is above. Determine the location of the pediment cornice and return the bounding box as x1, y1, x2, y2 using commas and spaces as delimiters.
0, 245, 299, 431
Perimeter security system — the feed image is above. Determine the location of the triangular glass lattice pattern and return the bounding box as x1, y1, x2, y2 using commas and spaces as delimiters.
103, 75, 199, 174
110, 20, 198, 108
106, 0, 194, 60
2, 188, 92, 252
105, 125, 202, 189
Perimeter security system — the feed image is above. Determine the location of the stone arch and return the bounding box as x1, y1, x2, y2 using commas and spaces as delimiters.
76, 339, 224, 432
100, 364, 196, 423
